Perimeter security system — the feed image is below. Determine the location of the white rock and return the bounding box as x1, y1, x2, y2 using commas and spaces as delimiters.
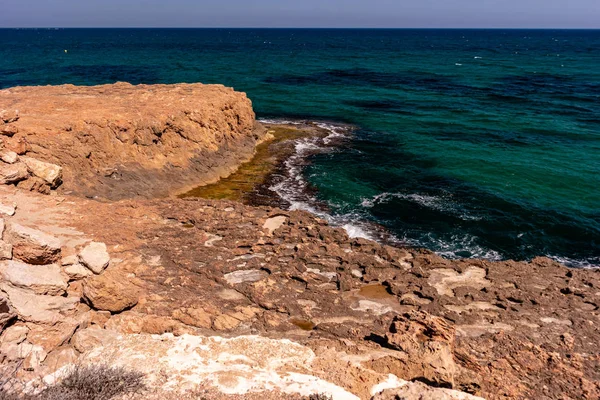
263, 215, 288, 235
0, 324, 29, 345
20, 157, 63, 188
78, 242, 110, 274
0, 260, 68, 295
0, 151, 19, 164
0, 203, 16, 216
0, 283, 79, 324
0, 162, 29, 185
71, 326, 120, 354
64, 263, 93, 280
22, 344, 47, 371
224, 269, 268, 285
60, 254, 79, 266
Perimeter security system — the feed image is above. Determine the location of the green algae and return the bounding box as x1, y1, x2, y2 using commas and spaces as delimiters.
179, 126, 309, 203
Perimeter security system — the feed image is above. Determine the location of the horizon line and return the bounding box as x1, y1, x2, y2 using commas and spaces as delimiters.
1, 27, 599, 30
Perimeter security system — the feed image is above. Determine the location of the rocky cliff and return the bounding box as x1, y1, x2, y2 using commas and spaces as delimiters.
0, 84, 598, 400
0, 83, 262, 199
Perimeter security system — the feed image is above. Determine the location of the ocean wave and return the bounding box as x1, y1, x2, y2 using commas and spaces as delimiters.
361, 191, 482, 221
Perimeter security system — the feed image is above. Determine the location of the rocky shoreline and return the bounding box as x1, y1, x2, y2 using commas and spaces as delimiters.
0, 83, 598, 399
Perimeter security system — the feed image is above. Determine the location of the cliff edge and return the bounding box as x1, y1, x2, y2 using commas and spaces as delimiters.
0, 82, 262, 199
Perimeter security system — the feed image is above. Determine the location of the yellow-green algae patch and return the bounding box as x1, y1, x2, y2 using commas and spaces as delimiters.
179, 126, 310, 202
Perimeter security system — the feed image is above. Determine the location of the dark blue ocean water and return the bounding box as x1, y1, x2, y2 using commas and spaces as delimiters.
1, 28, 599, 267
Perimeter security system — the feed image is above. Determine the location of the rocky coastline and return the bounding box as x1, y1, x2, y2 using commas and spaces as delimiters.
0, 83, 598, 399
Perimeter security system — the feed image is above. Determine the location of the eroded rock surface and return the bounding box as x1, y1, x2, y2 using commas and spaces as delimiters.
0, 83, 263, 199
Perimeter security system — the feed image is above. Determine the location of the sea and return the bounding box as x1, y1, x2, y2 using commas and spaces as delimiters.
1, 28, 598, 267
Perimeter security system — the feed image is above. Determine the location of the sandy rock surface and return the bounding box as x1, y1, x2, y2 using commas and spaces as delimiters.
0, 82, 262, 200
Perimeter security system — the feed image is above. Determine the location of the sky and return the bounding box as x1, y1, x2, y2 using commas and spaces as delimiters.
1, 0, 599, 29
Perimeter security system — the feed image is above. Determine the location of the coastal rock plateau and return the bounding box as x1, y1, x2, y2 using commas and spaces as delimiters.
0, 82, 261, 199
0, 84, 598, 400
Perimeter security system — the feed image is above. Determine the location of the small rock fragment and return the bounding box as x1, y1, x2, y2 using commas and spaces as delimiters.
0, 203, 16, 216
0, 324, 29, 345
0, 240, 12, 260
5, 222, 61, 265
78, 242, 110, 274
64, 263, 93, 280
263, 215, 287, 235
20, 156, 63, 188
0, 162, 29, 185
0, 283, 79, 324
223, 269, 268, 285
0, 151, 18, 164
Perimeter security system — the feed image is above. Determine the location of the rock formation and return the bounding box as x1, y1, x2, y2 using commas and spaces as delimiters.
0, 84, 598, 400
0, 82, 262, 199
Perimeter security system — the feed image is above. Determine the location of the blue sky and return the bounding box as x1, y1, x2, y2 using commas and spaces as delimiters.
1, 0, 598, 28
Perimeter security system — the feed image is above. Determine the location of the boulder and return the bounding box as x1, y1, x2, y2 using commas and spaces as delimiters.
82, 270, 140, 312
78, 242, 110, 274
383, 311, 458, 388
0, 162, 29, 185
22, 344, 47, 371
20, 157, 63, 188
0, 261, 68, 295
42, 346, 78, 372
0, 151, 18, 164
5, 222, 61, 265
0, 283, 79, 324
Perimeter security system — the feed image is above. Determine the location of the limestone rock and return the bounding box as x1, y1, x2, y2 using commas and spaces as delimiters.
26, 321, 79, 353
0, 109, 19, 124
0, 324, 29, 345
82, 270, 140, 312
0, 151, 18, 164
5, 222, 61, 265
224, 269, 268, 285
64, 263, 93, 280
78, 242, 110, 274
0, 284, 79, 324
372, 381, 484, 400
0, 162, 29, 185
42, 346, 78, 373
383, 311, 458, 388
0, 261, 67, 295
0, 203, 16, 216
22, 344, 47, 371
0, 296, 16, 330
71, 326, 119, 353
0, 240, 12, 260
0, 83, 258, 200
172, 307, 212, 329
20, 156, 62, 188
263, 215, 288, 235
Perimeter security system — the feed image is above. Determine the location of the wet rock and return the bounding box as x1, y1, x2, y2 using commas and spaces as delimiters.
78, 241, 110, 274
0, 283, 79, 324
20, 156, 63, 188
82, 270, 141, 312
0, 162, 29, 185
0, 261, 68, 295
0, 150, 19, 164
5, 222, 61, 265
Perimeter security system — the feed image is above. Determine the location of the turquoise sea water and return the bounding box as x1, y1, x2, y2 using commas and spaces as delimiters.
1, 29, 598, 267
